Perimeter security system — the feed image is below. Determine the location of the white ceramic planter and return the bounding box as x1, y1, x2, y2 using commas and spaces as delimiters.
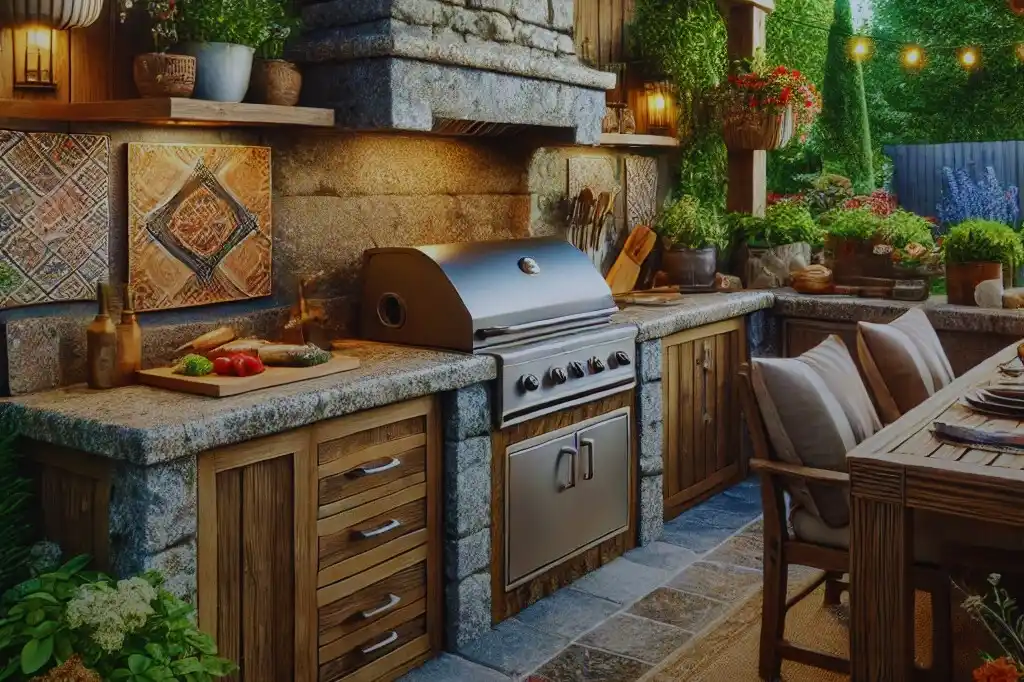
178, 42, 255, 103
1, 0, 103, 29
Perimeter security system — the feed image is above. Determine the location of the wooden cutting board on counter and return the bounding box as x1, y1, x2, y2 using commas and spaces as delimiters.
137, 353, 360, 398
606, 225, 657, 294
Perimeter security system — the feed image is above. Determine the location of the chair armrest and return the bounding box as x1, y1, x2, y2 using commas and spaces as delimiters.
749, 459, 851, 487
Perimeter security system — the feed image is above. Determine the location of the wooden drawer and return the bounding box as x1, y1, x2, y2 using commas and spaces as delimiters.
319, 561, 427, 649
318, 484, 427, 575
319, 617, 428, 682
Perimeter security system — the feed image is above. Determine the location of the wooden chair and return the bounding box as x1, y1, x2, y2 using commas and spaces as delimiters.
738, 363, 952, 682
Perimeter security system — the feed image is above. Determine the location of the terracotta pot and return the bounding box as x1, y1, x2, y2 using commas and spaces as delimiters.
133, 53, 196, 98
825, 235, 894, 282
249, 59, 302, 106
661, 246, 717, 292
0, 0, 102, 29
946, 261, 1002, 306
723, 105, 793, 151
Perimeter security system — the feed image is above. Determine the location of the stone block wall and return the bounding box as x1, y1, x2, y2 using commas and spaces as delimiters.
634, 339, 664, 546
441, 383, 494, 648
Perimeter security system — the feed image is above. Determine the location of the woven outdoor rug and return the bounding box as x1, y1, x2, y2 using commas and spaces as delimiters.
640, 580, 990, 682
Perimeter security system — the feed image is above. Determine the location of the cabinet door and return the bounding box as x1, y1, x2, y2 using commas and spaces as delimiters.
506, 433, 581, 586
662, 318, 746, 520
576, 413, 630, 548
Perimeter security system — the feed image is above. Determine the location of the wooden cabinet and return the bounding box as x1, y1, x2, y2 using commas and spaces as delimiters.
197, 397, 441, 682
662, 319, 747, 520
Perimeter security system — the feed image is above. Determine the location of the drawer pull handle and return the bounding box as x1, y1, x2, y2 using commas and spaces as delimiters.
581, 438, 595, 481
360, 631, 399, 655
350, 457, 402, 477
357, 518, 402, 539
361, 593, 401, 619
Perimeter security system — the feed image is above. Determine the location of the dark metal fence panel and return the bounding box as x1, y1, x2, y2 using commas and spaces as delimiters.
885, 141, 1024, 221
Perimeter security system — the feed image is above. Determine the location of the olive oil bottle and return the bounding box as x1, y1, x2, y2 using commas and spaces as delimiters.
86, 282, 117, 389
115, 284, 142, 386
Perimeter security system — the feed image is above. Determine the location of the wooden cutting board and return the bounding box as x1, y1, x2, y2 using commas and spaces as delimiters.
606, 225, 657, 294
137, 353, 360, 397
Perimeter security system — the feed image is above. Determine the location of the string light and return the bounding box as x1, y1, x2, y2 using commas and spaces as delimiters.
849, 36, 874, 62
958, 46, 980, 70
901, 45, 924, 70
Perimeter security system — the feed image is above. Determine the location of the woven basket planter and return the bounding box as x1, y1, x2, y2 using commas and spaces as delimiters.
1, 0, 103, 29
723, 105, 794, 151
133, 53, 196, 98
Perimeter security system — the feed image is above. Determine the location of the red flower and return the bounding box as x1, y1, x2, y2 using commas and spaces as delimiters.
973, 657, 1021, 682
773, 65, 788, 75
791, 69, 802, 78
779, 87, 792, 103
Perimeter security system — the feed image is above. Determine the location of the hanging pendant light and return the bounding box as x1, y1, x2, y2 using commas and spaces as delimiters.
0, 0, 105, 30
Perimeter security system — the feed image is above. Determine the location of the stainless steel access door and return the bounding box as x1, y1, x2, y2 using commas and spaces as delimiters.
505, 408, 631, 589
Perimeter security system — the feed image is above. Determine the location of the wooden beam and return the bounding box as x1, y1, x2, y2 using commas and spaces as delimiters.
725, 2, 770, 216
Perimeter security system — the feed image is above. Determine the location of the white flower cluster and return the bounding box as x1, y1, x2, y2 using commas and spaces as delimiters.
65, 578, 158, 652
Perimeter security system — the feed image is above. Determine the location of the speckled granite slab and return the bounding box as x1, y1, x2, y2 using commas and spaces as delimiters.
613, 292, 775, 343
0, 341, 495, 466
773, 289, 1024, 335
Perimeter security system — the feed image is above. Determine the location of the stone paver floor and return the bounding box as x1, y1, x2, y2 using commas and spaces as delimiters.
400, 477, 784, 682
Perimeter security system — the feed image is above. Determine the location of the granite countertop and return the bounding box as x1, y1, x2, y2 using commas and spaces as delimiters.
772, 289, 1024, 335
0, 341, 495, 466
613, 291, 775, 343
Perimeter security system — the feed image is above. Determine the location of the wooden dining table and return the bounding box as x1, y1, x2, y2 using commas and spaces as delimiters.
849, 340, 1024, 682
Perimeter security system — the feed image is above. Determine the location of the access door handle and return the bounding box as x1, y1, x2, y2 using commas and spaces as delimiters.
580, 438, 595, 480
558, 446, 578, 491
349, 457, 401, 477
356, 518, 401, 539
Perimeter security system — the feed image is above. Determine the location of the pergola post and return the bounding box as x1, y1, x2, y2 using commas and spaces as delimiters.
724, 0, 774, 217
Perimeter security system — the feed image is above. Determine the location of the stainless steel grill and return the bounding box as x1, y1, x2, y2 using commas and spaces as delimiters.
361, 237, 638, 426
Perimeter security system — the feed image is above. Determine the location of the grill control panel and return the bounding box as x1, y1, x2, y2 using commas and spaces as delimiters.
491, 323, 638, 427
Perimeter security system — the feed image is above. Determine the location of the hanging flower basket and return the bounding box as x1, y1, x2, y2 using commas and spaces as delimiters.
723, 105, 794, 151
0, 0, 103, 29
714, 54, 820, 152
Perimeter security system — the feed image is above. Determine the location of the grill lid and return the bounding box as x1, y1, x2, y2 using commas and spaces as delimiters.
361, 238, 617, 352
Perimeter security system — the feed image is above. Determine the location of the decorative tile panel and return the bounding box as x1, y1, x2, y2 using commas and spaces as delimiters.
567, 156, 618, 198
626, 156, 658, 229
128, 143, 272, 311
0, 131, 110, 308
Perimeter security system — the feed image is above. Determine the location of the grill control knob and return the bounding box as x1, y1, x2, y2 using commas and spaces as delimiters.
590, 356, 606, 373
520, 374, 541, 391
613, 351, 632, 366
550, 367, 568, 385
568, 361, 586, 378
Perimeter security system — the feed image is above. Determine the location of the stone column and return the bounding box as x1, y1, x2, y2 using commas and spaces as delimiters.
635, 340, 664, 546
440, 383, 494, 649
725, 0, 774, 217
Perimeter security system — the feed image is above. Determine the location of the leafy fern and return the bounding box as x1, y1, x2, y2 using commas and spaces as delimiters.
0, 431, 31, 594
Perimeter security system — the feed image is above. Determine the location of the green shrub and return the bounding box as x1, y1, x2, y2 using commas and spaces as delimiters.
730, 202, 822, 247
943, 220, 1024, 266
0, 557, 236, 681
0, 431, 31, 595
654, 196, 727, 250
881, 209, 934, 249
802, 173, 855, 217
820, 206, 883, 240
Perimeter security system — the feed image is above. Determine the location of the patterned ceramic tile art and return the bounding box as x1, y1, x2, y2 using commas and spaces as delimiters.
567, 156, 619, 198
0, 130, 110, 308
626, 156, 658, 229
128, 143, 272, 311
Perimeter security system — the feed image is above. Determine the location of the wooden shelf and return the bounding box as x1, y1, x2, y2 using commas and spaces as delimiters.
599, 133, 680, 149
0, 98, 335, 127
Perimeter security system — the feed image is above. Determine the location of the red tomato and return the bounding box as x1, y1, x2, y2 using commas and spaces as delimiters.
241, 354, 265, 375
213, 356, 234, 376
231, 354, 251, 377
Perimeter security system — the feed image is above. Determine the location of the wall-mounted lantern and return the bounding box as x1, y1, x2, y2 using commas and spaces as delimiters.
644, 81, 676, 136
14, 26, 58, 91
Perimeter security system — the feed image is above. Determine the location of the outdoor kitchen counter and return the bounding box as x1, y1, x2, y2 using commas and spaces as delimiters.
0, 340, 496, 466
773, 288, 1024, 335
613, 291, 775, 343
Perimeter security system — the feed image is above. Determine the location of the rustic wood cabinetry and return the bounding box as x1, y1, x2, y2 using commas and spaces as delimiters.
196, 397, 442, 682
662, 319, 747, 520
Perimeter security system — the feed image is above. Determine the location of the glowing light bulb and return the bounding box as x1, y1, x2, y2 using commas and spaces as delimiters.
25, 28, 51, 50
903, 46, 922, 67
960, 47, 979, 69
849, 37, 873, 62
652, 93, 666, 111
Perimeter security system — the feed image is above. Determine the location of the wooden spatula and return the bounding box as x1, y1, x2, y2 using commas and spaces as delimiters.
605, 225, 658, 294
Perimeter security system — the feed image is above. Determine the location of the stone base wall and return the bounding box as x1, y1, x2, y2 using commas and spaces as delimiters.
634, 339, 664, 546
441, 383, 494, 648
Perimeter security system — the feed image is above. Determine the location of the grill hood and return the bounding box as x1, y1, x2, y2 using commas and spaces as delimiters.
361, 238, 617, 352
288, 0, 616, 144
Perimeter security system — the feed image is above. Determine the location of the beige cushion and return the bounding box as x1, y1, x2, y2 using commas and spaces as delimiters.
791, 507, 1024, 564
858, 319, 935, 415
751, 357, 855, 528
797, 335, 882, 442
890, 308, 955, 389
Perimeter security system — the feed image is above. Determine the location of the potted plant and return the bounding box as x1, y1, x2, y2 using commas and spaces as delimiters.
249, 1, 302, 106
654, 195, 728, 292
173, 0, 276, 103
943, 219, 1024, 306
120, 1, 195, 98
733, 200, 822, 288
715, 52, 820, 151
